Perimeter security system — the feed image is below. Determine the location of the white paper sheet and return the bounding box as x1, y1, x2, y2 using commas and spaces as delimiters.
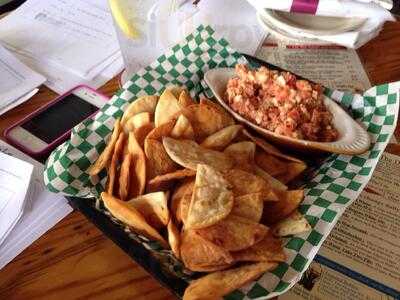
15, 50, 124, 94
0, 141, 72, 270
0, 152, 33, 246
0, 44, 45, 114
0, 0, 120, 78
0, 89, 39, 116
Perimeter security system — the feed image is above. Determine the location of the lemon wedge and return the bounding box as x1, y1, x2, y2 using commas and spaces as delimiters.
109, 0, 140, 39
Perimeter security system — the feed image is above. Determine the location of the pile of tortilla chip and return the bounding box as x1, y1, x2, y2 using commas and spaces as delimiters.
89, 86, 312, 300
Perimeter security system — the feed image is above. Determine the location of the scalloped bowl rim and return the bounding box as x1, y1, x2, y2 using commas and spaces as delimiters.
204, 68, 371, 155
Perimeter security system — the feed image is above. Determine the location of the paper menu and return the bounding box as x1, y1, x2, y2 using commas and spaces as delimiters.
256, 36, 371, 92
0, 152, 34, 246
281, 150, 400, 299
0, 44, 45, 114
0, 0, 120, 78
0, 140, 72, 270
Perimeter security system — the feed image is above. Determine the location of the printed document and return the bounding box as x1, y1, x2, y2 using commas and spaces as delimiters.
281, 150, 400, 299
0, 44, 45, 115
257, 36, 371, 92
0, 0, 120, 78
0, 140, 72, 270
0, 152, 33, 246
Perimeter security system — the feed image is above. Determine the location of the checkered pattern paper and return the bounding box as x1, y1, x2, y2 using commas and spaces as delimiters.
44, 25, 400, 299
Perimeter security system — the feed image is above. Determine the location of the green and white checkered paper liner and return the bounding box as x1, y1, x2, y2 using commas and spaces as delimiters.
44, 25, 400, 299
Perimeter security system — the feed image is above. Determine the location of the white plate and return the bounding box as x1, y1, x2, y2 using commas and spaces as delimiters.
260, 9, 366, 36
204, 68, 371, 155
256, 12, 327, 44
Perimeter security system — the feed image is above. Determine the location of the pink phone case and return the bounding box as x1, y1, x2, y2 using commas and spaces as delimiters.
4, 85, 109, 158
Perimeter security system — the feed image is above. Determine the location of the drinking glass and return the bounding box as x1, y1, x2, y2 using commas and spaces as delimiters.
109, 0, 190, 84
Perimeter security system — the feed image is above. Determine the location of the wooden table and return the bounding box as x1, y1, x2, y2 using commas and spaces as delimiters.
1, 22, 400, 300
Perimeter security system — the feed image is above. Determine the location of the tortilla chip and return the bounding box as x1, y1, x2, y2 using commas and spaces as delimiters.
254, 165, 288, 191
155, 88, 182, 127
125, 111, 151, 132
188, 264, 232, 273
107, 132, 126, 195
167, 219, 181, 259
182, 127, 195, 140
185, 164, 234, 229
118, 153, 132, 201
101, 192, 167, 247
199, 98, 234, 126
127, 191, 170, 229
263, 190, 305, 224
144, 139, 178, 179
183, 262, 278, 300
179, 183, 194, 225
147, 169, 196, 192
169, 85, 185, 99
170, 179, 195, 223
121, 95, 158, 126
107, 155, 118, 195
265, 189, 281, 202
146, 119, 176, 141
196, 215, 268, 251
163, 137, 234, 171
243, 129, 303, 163
181, 103, 233, 140
134, 122, 155, 148
171, 114, 195, 140
231, 193, 264, 223
223, 169, 275, 201
179, 89, 196, 107
234, 163, 257, 173
89, 119, 122, 176
276, 161, 307, 184
180, 230, 234, 272
128, 132, 146, 197
224, 141, 256, 165
255, 150, 288, 177
232, 232, 286, 263
272, 210, 311, 237
200, 125, 243, 150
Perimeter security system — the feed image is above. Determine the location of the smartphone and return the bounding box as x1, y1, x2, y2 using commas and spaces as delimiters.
5, 85, 109, 158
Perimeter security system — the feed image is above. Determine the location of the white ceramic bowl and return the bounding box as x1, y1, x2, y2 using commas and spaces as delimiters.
204, 68, 371, 155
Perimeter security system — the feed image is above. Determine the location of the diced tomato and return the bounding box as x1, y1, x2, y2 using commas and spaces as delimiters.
226, 64, 338, 142
276, 86, 290, 102
287, 109, 301, 122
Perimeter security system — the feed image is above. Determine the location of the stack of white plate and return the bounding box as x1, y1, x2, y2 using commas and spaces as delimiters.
257, 9, 366, 43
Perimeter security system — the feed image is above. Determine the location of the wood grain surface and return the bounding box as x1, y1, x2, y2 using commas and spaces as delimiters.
1, 21, 400, 300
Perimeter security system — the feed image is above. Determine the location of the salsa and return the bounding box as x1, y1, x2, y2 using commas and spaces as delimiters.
225, 64, 338, 142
